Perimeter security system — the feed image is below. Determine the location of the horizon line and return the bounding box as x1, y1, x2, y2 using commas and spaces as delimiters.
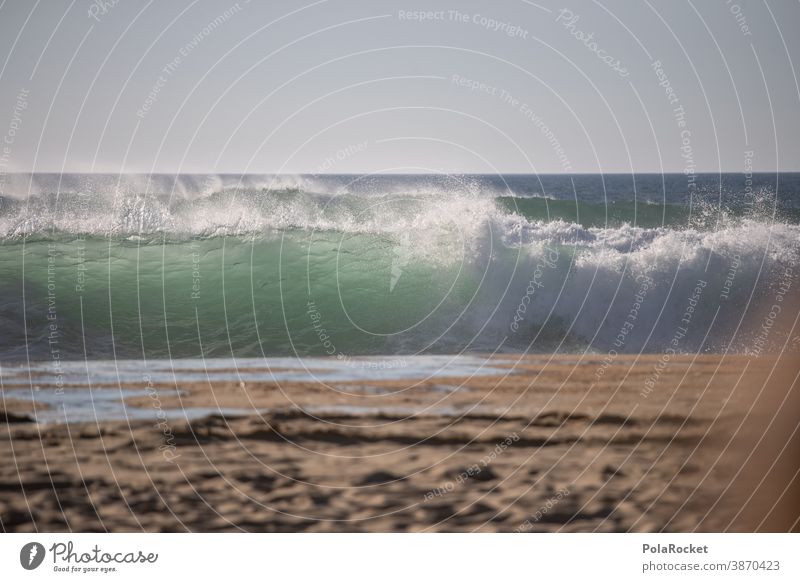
4, 170, 799, 176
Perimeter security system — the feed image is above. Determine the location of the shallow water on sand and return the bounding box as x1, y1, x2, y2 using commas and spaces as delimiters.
1, 355, 515, 424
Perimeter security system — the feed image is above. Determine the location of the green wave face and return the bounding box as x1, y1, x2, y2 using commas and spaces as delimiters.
2, 174, 799, 360
5, 234, 524, 359
5, 215, 799, 360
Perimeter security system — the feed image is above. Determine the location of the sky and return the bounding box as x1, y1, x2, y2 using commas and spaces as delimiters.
0, 0, 798, 174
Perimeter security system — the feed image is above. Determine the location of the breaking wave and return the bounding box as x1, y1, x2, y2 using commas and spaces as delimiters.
0, 174, 797, 360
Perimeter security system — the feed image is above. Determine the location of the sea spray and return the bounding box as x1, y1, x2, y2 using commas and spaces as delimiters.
0, 174, 797, 360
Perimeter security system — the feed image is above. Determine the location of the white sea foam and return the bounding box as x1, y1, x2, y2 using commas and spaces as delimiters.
1, 175, 797, 357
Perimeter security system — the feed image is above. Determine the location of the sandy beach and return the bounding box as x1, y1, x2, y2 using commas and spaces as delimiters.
2, 353, 797, 532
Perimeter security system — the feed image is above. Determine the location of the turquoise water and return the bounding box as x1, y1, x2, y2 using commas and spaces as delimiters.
1, 173, 798, 359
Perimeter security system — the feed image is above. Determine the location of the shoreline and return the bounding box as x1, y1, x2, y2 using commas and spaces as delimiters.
1, 353, 798, 532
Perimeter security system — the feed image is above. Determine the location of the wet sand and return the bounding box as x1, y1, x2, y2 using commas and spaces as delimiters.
1, 353, 798, 532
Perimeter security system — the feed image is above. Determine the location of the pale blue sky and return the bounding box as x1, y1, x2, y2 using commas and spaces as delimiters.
0, 0, 798, 173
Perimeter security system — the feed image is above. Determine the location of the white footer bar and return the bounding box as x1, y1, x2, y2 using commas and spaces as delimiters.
1, 533, 797, 580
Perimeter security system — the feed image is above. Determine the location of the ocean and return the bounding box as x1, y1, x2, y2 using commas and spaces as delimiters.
1, 173, 798, 362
